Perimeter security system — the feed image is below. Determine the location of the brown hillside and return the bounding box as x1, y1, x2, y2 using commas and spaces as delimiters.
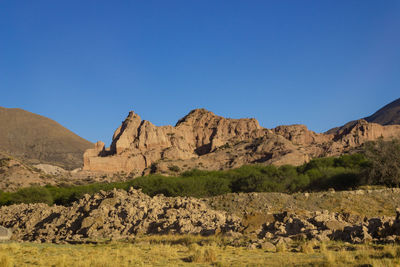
0, 107, 92, 169
365, 97, 400, 125
326, 97, 400, 134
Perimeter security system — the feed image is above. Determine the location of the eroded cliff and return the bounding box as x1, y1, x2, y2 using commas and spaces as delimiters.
83, 109, 400, 174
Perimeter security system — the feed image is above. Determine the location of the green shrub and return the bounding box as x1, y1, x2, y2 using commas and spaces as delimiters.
10, 187, 54, 205
0, 190, 11, 205
0, 153, 380, 206
306, 168, 359, 190
360, 139, 400, 187
168, 165, 181, 172
333, 153, 369, 169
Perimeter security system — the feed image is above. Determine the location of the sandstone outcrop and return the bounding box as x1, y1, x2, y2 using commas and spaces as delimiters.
84, 109, 266, 174
83, 109, 400, 174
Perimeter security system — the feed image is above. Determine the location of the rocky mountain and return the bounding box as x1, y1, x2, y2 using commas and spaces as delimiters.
83, 108, 400, 174
0, 107, 92, 170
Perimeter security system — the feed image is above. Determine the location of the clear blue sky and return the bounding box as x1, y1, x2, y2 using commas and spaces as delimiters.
1, 1, 399, 145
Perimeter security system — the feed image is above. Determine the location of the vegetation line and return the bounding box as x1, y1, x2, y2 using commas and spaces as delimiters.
1, 139, 399, 207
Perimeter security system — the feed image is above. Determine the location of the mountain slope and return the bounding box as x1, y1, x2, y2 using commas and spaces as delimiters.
365, 98, 400, 125
326, 97, 400, 134
0, 107, 92, 169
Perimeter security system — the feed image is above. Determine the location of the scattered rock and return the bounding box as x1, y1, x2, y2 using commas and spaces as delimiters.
0, 188, 241, 243
34, 164, 67, 175
260, 241, 276, 252
1, 188, 400, 245
324, 220, 348, 231
255, 209, 400, 245
0, 226, 11, 241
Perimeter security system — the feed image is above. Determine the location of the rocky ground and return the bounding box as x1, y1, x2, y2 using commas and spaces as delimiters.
0, 157, 54, 191
206, 187, 400, 217
0, 188, 241, 243
1, 188, 400, 249
244, 209, 400, 250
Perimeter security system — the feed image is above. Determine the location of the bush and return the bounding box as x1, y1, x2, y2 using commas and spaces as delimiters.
306, 168, 359, 190
360, 139, 400, 187
0, 190, 11, 205
334, 154, 369, 169
168, 165, 181, 172
10, 187, 54, 205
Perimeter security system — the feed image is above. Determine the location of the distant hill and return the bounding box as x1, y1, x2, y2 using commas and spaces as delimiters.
326, 97, 400, 134
0, 107, 92, 169
365, 98, 400, 125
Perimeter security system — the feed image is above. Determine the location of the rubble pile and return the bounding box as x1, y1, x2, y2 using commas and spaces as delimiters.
0, 188, 241, 243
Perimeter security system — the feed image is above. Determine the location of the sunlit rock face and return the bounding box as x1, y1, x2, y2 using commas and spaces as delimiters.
83, 109, 400, 174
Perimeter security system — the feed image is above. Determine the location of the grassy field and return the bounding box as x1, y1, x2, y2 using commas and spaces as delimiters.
1, 235, 400, 267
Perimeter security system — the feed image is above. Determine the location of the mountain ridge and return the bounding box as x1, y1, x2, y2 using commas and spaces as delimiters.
326, 97, 400, 134
83, 106, 400, 174
365, 98, 400, 125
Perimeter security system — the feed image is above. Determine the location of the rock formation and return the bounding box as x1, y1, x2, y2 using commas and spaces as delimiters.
83, 109, 400, 174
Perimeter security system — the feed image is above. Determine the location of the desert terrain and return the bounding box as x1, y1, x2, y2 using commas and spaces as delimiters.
1, 99, 400, 266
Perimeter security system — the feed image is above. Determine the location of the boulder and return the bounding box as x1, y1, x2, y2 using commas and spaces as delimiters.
324, 220, 348, 231
0, 226, 11, 241
260, 241, 276, 252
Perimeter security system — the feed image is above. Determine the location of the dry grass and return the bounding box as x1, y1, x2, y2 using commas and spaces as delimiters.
300, 241, 315, 254
187, 244, 217, 263
317, 242, 400, 267
208, 188, 400, 218
275, 242, 287, 253
1, 237, 400, 266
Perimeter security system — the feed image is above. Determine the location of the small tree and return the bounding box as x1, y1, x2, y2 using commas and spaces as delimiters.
360, 138, 400, 187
